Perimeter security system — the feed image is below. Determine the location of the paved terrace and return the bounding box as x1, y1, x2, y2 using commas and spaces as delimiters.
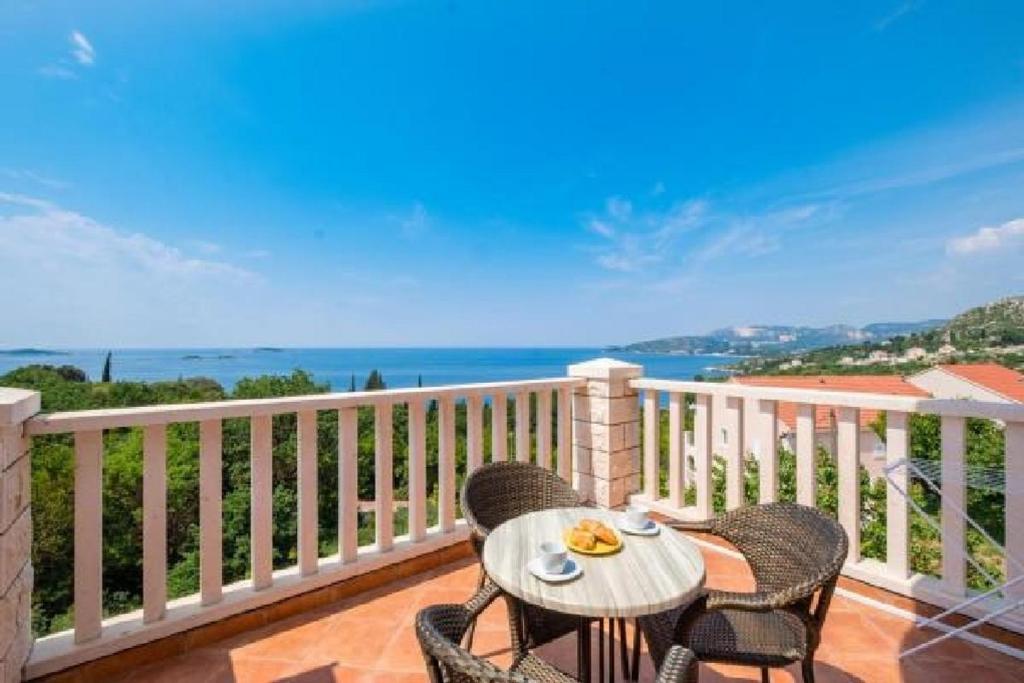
58, 539, 1024, 683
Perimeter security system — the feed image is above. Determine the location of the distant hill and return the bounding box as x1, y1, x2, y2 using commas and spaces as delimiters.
731, 295, 1024, 375
611, 320, 946, 356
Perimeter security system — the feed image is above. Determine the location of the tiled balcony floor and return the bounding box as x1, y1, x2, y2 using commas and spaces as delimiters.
109, 544, 1024, 683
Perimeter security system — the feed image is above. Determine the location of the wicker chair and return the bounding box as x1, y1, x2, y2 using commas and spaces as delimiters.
638, 502, 848, 683
461, 461, 588, 650
416, 582, 700, 683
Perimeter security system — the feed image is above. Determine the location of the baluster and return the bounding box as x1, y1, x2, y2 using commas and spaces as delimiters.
408, 400, 427, 542
74, 430, 103, 643
338, 407, 358, 563
757, 400, 778, 503
375, 403, 394, 552
199, 419, 222, 605
537, 390, 552, 469
941, 415, 966, 595
297, 410, 318, 576
693, 395, 713, 518
515, 391, 530, 463
250, 415, 273, 589
143, 424, 167, 623
837, 407, 860, 564
467, 395, 483, 473
795, 404, 816, 507
668, 392, 683, 508
885, 411, 909, 579
643, 390, 659, 500
557, 387, 572, 481
1007, 421, 1024, 601
439, 396, 456, 532
725, 397, 744, 510
492, 393, 508, 462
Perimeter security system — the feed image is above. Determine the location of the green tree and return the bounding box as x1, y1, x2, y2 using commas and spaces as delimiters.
101, 352, 112, 383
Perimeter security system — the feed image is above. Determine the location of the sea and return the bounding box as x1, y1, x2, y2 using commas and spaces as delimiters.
0, 348, 737, 391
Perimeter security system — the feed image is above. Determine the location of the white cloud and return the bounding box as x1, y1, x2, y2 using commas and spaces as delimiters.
70, 31, 95, 66
0, 169, 70, 190
584, 196, 707, 273
37, 64, 77, 80
399, 202, 429, 238
946, 218, 1024, 255
187, 239, 223, 255
875, 1, 924, 31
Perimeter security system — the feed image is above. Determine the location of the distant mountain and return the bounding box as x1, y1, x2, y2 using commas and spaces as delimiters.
731, 295, 1024, 375
611, 320, 947, 356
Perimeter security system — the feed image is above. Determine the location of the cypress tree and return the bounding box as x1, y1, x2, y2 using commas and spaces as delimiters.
101, 351, 112, 383
349, 373, 356, 392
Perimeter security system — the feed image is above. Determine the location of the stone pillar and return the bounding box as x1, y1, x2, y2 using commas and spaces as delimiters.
567, 358, 642, 509
0, 389, 39, 683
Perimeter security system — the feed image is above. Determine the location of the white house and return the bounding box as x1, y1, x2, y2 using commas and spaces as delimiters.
909, 363, 1024, 404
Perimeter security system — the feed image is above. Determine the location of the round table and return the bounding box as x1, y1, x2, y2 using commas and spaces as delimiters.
482, 507, 705, 681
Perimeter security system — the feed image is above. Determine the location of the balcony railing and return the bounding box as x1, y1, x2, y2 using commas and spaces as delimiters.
3, 358, 1024, 679
18, 377, 580, 678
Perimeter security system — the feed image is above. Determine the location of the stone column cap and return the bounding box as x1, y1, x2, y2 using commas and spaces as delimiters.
567, 357, 643, 381
0, 388, 41, 426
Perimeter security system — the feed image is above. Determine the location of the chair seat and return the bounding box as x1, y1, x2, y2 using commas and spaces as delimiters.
641, 606, 808, 668
511, 653, 577, 683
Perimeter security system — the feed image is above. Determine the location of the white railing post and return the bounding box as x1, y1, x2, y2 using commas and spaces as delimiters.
199, 419, 222, 604
438, 396, 456, 532
837, 407, 861, 564
74, 429, 104, 641
537, 390, 552, 469
338, 407, 359, 563
250, 415, 273, 590
668, 393, 683, 508
491, 393, 508, 462
567, 358, 642, 508
941, 415, 966, 596
0, 388, 39, 680
1007, 420, 1024, 602
724, 397, 743, 510
885, 411, 910, 579
756, 400, 779, 503
375, 403, 394, 552
142, 424, 167, 623
693, 395, 713, 518
556, 388, 572, 481
297, 410, 318, 577
407, 400, 427, 542
795, 404, 816, 507
642, 389, 659, 500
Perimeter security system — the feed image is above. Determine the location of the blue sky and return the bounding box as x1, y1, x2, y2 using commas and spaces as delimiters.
2, 1, 1024, 347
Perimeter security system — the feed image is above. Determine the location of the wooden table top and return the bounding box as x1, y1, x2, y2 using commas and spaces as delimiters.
482, 507, 705, 619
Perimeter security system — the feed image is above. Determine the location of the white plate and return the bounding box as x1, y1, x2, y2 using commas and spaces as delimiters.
527, 557, 582, 583
617, 518, 660, 536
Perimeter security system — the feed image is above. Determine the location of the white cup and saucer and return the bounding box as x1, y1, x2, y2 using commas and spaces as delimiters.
527, 541, 582, 582
617, 504, 659, 536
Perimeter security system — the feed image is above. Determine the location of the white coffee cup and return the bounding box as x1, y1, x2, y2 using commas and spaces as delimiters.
625, 503, 650, 530
539, 541, 568, 574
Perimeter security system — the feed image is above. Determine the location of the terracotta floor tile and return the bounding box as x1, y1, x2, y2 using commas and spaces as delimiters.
108, 544, 1024, 683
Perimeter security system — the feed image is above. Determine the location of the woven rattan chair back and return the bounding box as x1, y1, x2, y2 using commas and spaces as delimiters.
461, 461, 582, 537
711, 502, 848, 606
416, 603, 531, 683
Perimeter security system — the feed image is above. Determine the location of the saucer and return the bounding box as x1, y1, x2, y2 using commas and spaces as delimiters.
617, 518, 660, 536
527, 557, 582, 583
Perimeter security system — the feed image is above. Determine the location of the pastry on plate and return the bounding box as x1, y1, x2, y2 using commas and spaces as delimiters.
592, 524, 618, 546
569, 528, 597, 550
578, 519, 602, 532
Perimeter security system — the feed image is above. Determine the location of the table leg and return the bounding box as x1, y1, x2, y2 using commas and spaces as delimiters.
598, 619, 605, 682
617, 618, 630, 680
630, 619, 641, 682
608, 618, 615, 683
578, 619, 592, 682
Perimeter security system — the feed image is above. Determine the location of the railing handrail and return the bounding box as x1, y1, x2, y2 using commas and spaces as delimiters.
630, 377, 1024, 423
24, 376, 585, 435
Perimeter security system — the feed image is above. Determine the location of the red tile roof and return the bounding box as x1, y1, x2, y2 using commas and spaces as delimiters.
730, 375, 930, 431
934, 363, 1024, 403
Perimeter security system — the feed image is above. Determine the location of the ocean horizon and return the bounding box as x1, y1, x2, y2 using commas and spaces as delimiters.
0, 347, 734, 391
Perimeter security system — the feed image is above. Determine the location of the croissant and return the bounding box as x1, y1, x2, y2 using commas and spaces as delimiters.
578, 519, 602, 532
569, 529, 597, 550
592, 524, 618, 546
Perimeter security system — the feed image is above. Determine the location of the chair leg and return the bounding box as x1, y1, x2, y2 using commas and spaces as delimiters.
760, 667, 770, 683
801, 658, 815, 683
463, 565, 487, 651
